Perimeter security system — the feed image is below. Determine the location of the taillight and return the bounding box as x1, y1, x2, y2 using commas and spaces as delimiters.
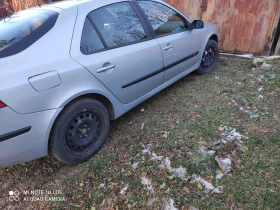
0, 101, 6, 109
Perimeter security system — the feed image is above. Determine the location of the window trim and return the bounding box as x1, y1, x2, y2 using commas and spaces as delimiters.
80, 17, 106, 54
135, 0, 191, 38
87, 16, 108, 49
80, 1, 153, 55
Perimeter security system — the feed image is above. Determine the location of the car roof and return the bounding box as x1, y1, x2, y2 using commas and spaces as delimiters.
42, 0, 115, 10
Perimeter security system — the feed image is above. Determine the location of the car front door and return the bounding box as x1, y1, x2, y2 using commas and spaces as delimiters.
70, 1, 164, 104
137, 1, 202, 83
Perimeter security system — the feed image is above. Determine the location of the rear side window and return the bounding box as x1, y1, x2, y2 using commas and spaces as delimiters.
80, 18, 105, 54
0, 9, 58, 58
138, 1, 187, 36
88, 2, 147, 48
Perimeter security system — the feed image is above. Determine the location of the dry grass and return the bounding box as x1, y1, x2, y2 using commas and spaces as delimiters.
0, 56, 279, 210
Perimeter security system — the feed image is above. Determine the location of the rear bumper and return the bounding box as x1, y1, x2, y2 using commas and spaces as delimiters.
0, 107, 62, 167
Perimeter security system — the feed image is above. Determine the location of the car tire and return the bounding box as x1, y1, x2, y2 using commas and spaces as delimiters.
49, 98, 110, 164
196, 40, 219, 75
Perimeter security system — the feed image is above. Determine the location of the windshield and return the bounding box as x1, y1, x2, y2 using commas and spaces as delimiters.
0, 9, 58, 58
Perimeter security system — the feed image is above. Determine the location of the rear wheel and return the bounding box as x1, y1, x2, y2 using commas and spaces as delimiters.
49, 98, 110, 164
196, 40, 219, 75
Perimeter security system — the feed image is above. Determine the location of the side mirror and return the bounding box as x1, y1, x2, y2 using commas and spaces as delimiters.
189, 20, 204, 30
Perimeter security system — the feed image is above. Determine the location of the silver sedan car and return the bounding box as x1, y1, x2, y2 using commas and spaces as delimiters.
0, 0, 220, 166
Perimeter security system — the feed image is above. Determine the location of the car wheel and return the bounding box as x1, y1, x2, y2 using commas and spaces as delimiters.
196, 40, 219, 75
49, 98, 110, 164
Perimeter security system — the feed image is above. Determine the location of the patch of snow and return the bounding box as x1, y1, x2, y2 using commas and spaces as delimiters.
164, 199, 178, 210
220, 53, 254, 59
237, 54, 254, 58
262, 55, 280, 60
237, 82, 241, 85
221, 54, 279, 61
191, 176, 222, 193
162, 157, 187, 180
240, 107, 259, 119
151, 152, 164, 161
215, 173, 224, 181
257, 75, 264, 81
257, 86, 263, 92
215, 156, 232, 173
165, 188, 170, 193
120, 185, 129, 195
142, 144, 153, 154
132, 162, 139, 169
260, 62, 272, 70
215, 76, 220, 79
190, 206, 199, 210
258, 95, 264, 98
213, 186, 223, 193
199, 145, 216, 156
147, 198, 157, 207
97, 183, 105, 189
140, 177, 154, 194
160, 183, 166, 189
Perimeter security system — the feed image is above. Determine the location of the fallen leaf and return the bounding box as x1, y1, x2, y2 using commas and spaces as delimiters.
141, 172, 147, 177
161, 131, 169, 139
197, 182, 203, 190
141, 123, 145, 130
215, 156, 232, 173
183, 187, 190, 194
168, 175, 174, 180
241, 137, 247, 142
241, 145, 249, 151
111, 182, 118, 186
183, 129, 189, 133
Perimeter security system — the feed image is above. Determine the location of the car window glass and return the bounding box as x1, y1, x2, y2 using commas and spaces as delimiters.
0, 9, 58, 58
89, 2, 147, 48
80, 18, 104, 54
138, 1, 187, 36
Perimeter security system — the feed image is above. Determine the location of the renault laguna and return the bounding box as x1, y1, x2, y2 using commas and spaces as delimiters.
0, 0, 220, 166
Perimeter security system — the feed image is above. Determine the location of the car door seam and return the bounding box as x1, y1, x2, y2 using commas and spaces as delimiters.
122, 51, 199, 88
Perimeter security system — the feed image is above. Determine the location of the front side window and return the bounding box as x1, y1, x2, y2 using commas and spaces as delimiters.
138, 1, 187, 36
89, 2, 147, 48
80, 18, 105, 54
0, 9, 58, 58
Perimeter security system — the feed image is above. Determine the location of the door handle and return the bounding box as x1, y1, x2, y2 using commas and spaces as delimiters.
96, 63, 116, 73
163, 44, 173, 51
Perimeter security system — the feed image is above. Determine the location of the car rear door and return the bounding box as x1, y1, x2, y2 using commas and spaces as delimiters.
136, 1, 202, 83
70, 1, 164, 104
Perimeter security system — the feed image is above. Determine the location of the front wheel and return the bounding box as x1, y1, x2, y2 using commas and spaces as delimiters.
196, 40, 219, 75
49, 98, 110, 164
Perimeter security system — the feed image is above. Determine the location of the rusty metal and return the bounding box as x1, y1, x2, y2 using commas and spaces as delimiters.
201, 0, 207, 11
165, 0, 203, 20
165, 0, 280, 54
